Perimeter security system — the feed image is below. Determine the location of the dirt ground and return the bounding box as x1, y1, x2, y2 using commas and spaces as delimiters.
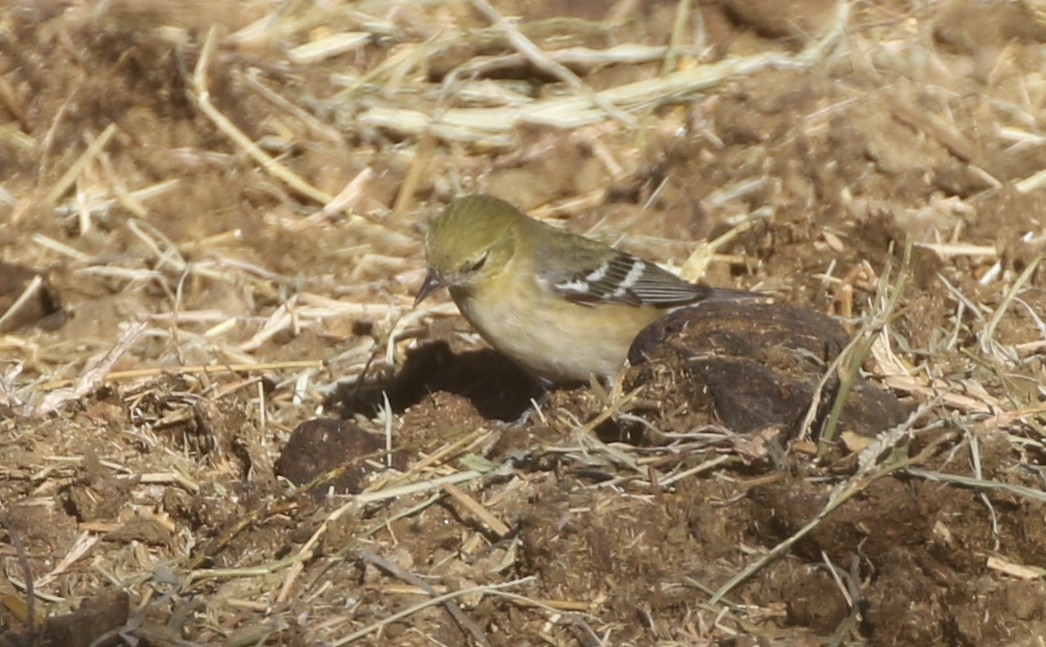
2, 0, 1046, 645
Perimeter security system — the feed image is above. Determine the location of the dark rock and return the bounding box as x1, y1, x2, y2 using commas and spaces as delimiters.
628, 302, 907, 439
275, 419, 404, 499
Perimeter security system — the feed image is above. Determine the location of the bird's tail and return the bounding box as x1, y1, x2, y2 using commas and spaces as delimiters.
704, 286, 773, 303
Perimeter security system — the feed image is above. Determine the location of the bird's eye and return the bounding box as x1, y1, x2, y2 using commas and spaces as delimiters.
461, 252, 488, 274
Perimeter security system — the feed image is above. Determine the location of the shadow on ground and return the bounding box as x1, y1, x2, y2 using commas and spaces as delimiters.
334, 340, 544, 422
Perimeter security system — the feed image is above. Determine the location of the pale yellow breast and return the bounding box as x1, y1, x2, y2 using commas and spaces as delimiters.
450, 283, 656, 383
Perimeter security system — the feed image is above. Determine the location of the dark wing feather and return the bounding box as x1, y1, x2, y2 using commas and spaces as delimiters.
546, 249, 719, 307
627, 258, 719, 305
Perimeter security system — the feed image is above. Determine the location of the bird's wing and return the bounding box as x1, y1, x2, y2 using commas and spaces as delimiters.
542, 248, 716, 307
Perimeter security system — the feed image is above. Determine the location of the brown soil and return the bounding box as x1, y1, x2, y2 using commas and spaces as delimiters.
2, 0, 1046, 645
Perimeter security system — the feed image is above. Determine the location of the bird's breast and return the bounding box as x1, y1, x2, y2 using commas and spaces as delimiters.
449, 285, 654, 383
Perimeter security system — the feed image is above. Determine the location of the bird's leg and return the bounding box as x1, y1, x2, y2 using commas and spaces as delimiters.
507, 377, 553, 429
589, 370, 624, 411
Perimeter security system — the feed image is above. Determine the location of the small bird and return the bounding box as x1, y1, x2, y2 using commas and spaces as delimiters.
415, 194, 762, 384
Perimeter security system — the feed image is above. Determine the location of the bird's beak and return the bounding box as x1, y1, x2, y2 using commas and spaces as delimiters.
413, 270, 445, 307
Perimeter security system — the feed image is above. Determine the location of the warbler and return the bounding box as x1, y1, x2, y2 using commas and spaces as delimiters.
415, 194, 762, 384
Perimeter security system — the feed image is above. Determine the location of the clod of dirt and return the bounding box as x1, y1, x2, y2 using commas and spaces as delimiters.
63, 451, 136, 522
627, 302, 907, 440
104, 515, 175, 549
275, 419, 402, 499
0, 262, 63, 332
751, 477, 935, 563
933, 0, 1046, 53
779, 564, 851, 634
36, 589, 129, 647
398, 390, 494, 450
716, 0, 840, 41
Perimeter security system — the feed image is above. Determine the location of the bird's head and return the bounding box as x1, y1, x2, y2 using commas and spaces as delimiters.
415, 195, 520, 306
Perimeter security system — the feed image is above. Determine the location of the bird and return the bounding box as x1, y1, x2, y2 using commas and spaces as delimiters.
414, 194, 763, 384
